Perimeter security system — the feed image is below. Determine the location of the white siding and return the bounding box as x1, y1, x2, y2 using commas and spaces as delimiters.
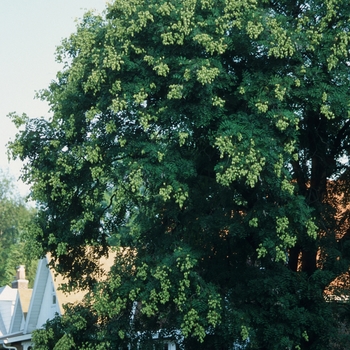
0, 286, 17, 335
9, 294, 23, 333
36, 276, 60, 328
25, 259, 50, 333
24, 257, 61, 333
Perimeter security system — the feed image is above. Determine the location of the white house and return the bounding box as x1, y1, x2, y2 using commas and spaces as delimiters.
0, 252, 177, 350
0, 286, 17, 338
0, 256, 92, 350
0, 266, 32, 350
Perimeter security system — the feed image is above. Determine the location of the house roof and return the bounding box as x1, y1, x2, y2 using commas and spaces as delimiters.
0, 286, 18, 336
24, 249, 116, 333
51, 270, 89, 315
0, 286, 17, 301
0, 248, 116, 341
18, 289, 33, 318
48, 250, 116, 314
9, 289, 33, 335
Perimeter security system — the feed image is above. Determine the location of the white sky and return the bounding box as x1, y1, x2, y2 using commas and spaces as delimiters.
0, 0, 108, 198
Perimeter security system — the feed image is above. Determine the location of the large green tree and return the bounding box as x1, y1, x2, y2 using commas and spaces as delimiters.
10, 0, 350, 348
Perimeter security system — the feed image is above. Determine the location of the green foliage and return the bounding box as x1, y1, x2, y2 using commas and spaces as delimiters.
32, 304, 109, 350
0, 169, 37, 287
9, 0, 350, 348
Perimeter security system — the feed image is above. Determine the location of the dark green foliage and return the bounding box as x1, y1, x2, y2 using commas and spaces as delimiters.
31, 303, 107, 350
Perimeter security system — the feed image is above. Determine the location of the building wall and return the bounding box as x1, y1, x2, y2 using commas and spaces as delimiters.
0, 299, 16, 335
36, 276, 60, 329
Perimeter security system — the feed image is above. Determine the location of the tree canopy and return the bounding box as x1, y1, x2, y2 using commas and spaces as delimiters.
10, 0, 350, 348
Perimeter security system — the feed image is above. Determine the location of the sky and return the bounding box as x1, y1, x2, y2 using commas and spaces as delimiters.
0, 0, 108, 198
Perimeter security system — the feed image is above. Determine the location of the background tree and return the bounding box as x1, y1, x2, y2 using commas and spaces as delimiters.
9, 0, 350, 348
0, 169, 36, 286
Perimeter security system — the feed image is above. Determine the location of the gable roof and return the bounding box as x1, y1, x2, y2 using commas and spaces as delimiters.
0, 286, 17, 301
48, 250, 116, 314
51, 268, 88, 315
24, 250, 116, 333
0, 249, 116, 348
18, 289, 33, 318
24, 258, 50, 334
0, 286, 17, 336
9, 289, 33, 334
